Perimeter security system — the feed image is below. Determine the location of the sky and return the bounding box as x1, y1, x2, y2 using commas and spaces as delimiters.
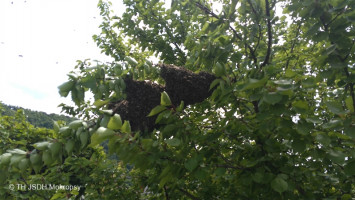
0, 0, 123, 114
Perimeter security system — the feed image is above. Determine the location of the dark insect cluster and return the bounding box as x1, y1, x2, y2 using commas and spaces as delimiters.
160, 64, 216, 106
111, 64, 216, 132
113, 79, 164, 132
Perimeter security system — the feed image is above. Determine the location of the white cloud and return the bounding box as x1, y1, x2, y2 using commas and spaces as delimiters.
0, 0, 124, 114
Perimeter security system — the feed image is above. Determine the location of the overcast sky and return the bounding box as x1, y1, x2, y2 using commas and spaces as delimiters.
0, 0, 123, 114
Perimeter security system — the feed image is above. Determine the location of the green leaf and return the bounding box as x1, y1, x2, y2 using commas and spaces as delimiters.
292, 100, 309, 113
100, 115, 110, 127
285, 69, 297, 77
68, 120, 84, 129
81, 75, 97, 89
345, 96, 354, 112
209, 79, 221, 90
161, 91, 172, 106
242, 76, 268, 91
327, 150, 346, 164
301, 77, 316, 88
292, 139, 306, 153
230, 52, 242, 62
10, 154, 26, 168
271, 176, 288, 193
59, 127, 72, 135
344, 126, 355, 138
325, 101, 346, 115
263, 92, 282, 105
252, 172, 264, 183
346, 11, 355, 22
306, 117, 322, 124
107, 114, 122, 130
53, 121, 60, 133
42, 150, 54, 166
49, 142, 61, 158
313, 31, 328, 42
33, 142, 50, 150
306, 23, 321, 37
214, 168, 226, 176
184, 156, 199, 172
121, 120, 131, 133
341, 194, 353, 200
159, 166, 173, 187
322, 119, 342, 129
65, 139, 75, 155
344, 160, 355, 176
80, 131, 89, 148
29, 153, 42, 166
90, 127, 115, 146
176, 101, 184, 112
295, 122, 312, 135
165, 138, 180, 146
213, 62, 225, 77
124, 56, 138, 66
0, 153, 12, 166
7, 149, 27, 155
18, 158, 30, 171
141, 139, 153, 150
147, 105, 167, 117
274, 79, 292, 85
315, 133, 331, 146
325, 44, 337, 55
93, 99, 110, 108
58, 80, 75, 96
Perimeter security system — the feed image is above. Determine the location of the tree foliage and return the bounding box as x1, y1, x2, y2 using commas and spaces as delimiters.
1, 0, 355, 199
0, 103, 75, 129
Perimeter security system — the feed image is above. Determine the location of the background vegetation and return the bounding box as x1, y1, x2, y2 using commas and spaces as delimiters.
0, 103, 74, 129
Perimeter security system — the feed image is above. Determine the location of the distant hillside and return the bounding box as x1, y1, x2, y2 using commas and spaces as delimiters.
0, 103, 75, 129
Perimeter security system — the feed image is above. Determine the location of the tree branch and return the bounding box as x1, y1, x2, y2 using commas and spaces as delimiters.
344, 67, 355, 113
260, 0, 273, 68
177, 188, 201, 200
146, 12, 187, 65
339, 41, 355, 113
195, 1, 259, 66
20, 176, 50, 200
285, 22, 302, 69
164, 185, 170, 200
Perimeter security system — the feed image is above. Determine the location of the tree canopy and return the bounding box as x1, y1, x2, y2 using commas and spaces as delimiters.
1, 0, 355, 199
0, 103, 75, 129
